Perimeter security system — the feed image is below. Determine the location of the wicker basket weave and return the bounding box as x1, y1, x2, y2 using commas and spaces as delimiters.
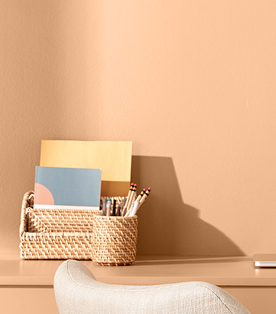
92, 214, 138, 266
19, 191, 130, 260
27, 196, 127, 233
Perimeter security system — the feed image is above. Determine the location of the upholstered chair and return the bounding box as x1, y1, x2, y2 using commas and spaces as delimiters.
54, 260, 250, 314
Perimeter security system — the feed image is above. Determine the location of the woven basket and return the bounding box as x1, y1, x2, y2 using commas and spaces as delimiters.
27, 196, 127, 233
19, 191, 129, 260
92, 214, 138, 266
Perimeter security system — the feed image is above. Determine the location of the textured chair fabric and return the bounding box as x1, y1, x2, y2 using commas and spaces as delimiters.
54, 260, 251, 314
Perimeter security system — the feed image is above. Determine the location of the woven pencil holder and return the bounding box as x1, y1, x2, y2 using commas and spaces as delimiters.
92, 214, 138, 266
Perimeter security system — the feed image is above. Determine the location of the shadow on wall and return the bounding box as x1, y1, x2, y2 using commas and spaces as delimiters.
132, 156, 245, 257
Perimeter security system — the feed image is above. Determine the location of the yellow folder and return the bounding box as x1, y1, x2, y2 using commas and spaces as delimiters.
40, 140, 132, 196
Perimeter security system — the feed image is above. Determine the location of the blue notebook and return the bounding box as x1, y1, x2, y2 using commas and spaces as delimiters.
34, 166, 101, 210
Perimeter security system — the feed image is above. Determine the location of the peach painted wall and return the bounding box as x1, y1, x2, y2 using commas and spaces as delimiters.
1, 0, 276, 257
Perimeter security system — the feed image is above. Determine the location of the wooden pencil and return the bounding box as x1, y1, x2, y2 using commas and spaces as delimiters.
122, 183, 134, 216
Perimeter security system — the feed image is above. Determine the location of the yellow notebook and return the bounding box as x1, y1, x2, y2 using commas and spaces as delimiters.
40, 140, 132, 196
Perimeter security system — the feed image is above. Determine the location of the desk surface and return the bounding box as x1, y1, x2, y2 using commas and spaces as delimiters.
1, 255, 276, 287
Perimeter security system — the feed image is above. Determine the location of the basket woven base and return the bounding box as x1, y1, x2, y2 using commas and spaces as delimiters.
92, 215, 138, 266
20, 232, 93, 260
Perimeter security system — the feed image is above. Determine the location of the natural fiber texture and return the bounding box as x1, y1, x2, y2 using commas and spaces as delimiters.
54, 260, 251, 314
27, 196, 126, 233
20, 232, 94, 260
19, 191, 130, 260
27, 208, 96, 233
92, 214, 138, 266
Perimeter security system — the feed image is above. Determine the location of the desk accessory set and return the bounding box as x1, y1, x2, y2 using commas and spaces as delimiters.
19, 140, 151, 266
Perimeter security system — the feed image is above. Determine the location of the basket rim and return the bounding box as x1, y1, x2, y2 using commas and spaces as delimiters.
93, 214, 138, 220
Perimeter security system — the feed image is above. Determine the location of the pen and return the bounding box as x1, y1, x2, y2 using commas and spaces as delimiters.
119, 198, 127, 216
106, 198, 111, 216
112, 199, 117, 216
116, 198, 124, 216
102, 198, 107, 216
116, 206, 121, 216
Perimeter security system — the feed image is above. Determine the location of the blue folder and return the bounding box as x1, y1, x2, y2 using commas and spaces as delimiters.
34, 166, 101, 210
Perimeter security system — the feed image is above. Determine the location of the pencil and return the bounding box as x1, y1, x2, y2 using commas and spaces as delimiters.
129, 183, 137, 209
129, 187, 151, 216
117, 197, 126, 216
106, 198, 111, 216
125, 184, 137, 217
122, 183, 134, 216
136, 189, 146, 203
138, 187, 151, 209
